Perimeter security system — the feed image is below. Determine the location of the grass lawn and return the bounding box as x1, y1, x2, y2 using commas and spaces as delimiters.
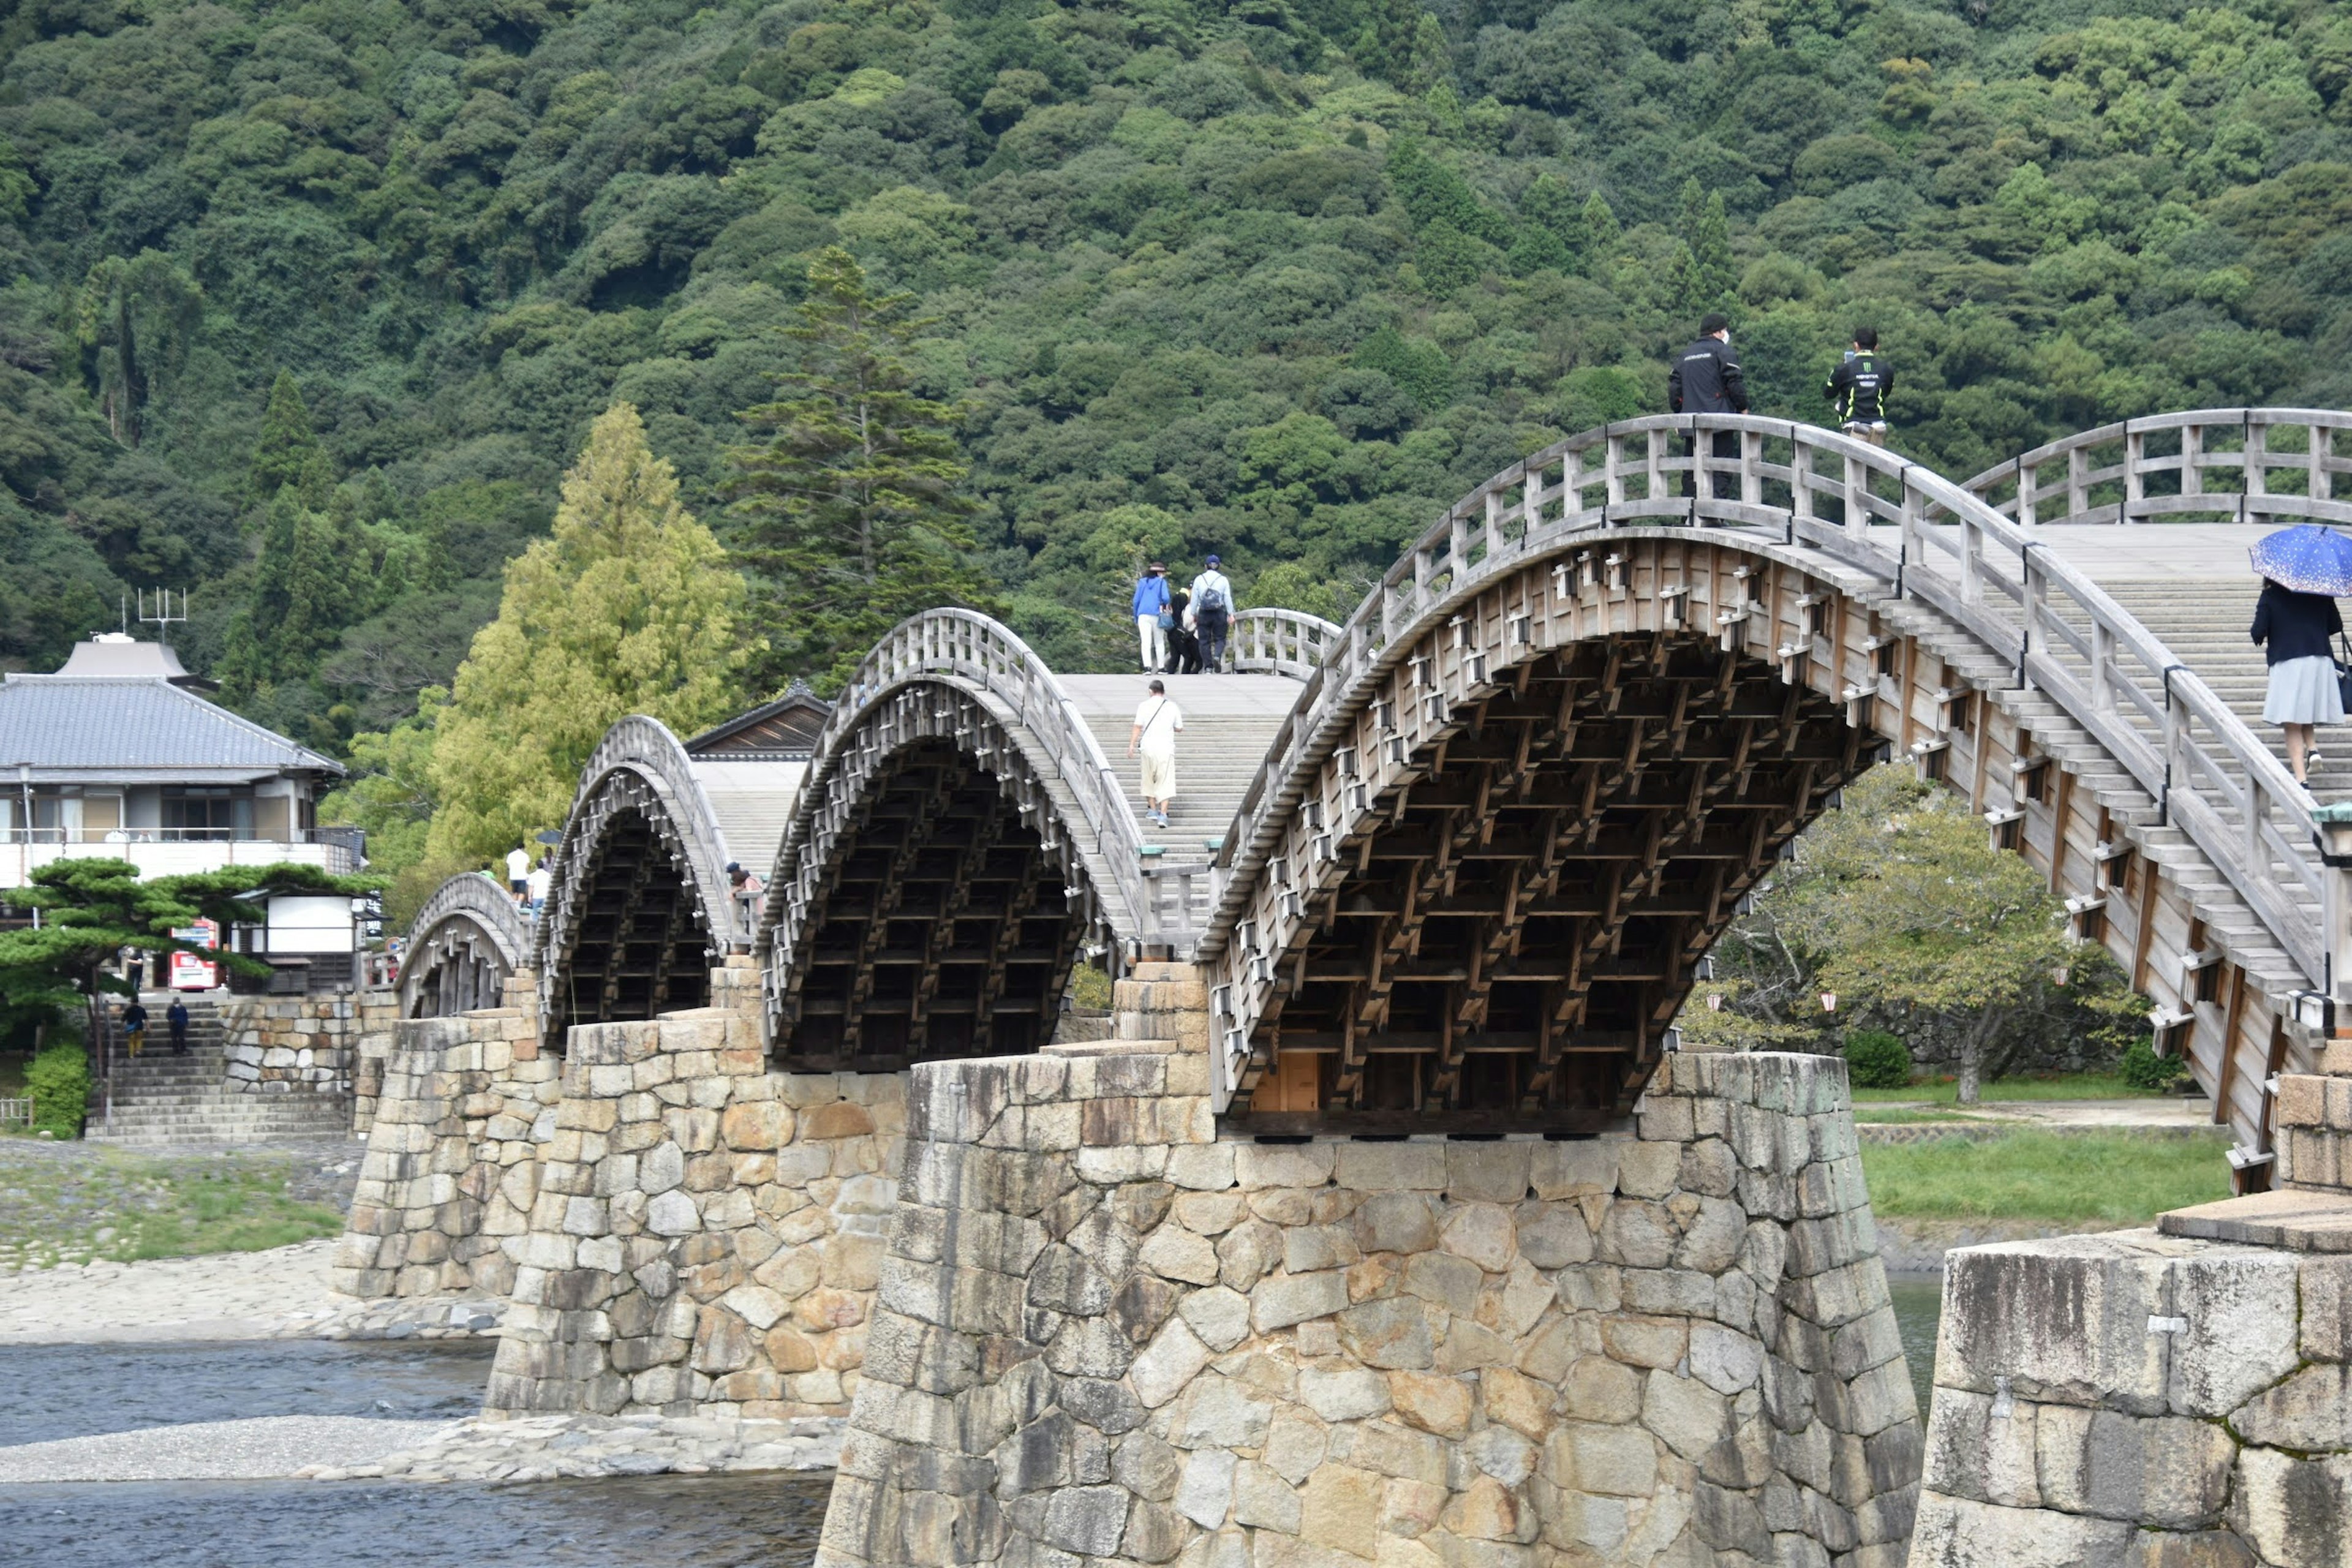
1860, 1129, 2232, 1226
1853, 1072, 2173, 1104
0, 1145, 345, 1268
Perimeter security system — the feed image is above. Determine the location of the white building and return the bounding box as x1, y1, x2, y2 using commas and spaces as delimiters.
0, 633, 352, 889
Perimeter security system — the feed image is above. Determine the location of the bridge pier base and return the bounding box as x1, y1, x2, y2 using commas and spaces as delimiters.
480, 960, 905, 1420
1913, 1058, 2352, 1562
817, 1048, 1920, 1568
333, 969, 558, 1300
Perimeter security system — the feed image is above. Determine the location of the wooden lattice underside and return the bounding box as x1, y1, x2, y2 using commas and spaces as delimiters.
1232, 635, 1872, 1134
775, 739, 1087, 1072
407, 930, 505, 1018
550, 804, 710, 1039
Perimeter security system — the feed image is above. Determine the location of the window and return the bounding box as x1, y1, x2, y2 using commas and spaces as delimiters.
162, 787, 253, 841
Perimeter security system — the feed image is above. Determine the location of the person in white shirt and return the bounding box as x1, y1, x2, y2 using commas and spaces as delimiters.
505, 844, 532, 899
1127, 679, 1183, 829
526, 861, 552, 918
1186, 555, 1236, 671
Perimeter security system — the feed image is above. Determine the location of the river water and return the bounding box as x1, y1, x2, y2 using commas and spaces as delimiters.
0, 1287, 1950, 1567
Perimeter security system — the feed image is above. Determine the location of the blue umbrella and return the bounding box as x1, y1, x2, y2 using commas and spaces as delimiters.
2250, 524, 2352, 597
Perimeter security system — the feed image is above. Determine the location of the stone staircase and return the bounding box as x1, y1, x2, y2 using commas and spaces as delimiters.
88, 995, 354, 1148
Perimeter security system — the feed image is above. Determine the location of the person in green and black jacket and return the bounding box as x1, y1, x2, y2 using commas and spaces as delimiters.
1825, 327, 1893, 445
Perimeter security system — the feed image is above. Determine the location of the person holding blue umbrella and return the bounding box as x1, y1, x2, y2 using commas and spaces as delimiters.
2250, 524, 2352, 784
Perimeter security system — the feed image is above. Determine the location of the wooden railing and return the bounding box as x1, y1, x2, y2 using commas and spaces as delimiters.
777, 609, 1179, 949
1229, 609, 1343, 679
1201, 413, 2326, 1105
1963, 408, 2352, 527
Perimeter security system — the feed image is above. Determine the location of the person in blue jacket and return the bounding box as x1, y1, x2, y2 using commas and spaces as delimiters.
1133, 562, 1172, 673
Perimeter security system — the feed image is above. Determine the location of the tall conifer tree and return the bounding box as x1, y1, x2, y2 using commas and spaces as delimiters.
423, 404, 753, 866
731, 247, 998, 692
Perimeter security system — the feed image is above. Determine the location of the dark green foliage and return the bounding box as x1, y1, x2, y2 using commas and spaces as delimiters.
0, 0, 2335, 720
2119, 1037, 2188, 1093
25, 1038, 88, 1138
731, 248, 998, 692
1842, 1029, 1913, 1090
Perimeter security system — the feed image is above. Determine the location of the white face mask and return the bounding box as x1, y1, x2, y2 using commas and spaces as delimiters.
1719, 333, 1732, 348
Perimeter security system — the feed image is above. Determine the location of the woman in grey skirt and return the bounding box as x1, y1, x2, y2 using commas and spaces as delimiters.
2252, 576, 2345, 784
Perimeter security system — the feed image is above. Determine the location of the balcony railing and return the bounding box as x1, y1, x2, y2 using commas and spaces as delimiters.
0, 834, 360, 884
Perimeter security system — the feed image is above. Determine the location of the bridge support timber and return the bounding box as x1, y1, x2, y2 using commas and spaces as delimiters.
1207, 532, 2295, 1163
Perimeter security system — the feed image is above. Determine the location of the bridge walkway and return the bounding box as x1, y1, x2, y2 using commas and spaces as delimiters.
1058, 674, 1298, 878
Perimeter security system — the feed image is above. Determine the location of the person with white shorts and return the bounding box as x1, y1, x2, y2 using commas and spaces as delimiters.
1128, 679, 1183, 829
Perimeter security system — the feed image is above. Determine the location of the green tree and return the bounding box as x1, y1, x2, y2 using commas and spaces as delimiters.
318, 687, 448, 927
217, 491, 360, 701
425, 404, 753, 867
75, 252, 203, 448
731, 247, 998, 692
0, 859, 375, 1075
250, 372, 335, 510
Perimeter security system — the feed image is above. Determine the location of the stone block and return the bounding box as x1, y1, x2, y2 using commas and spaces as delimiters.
2034, 1404, 2233, 1530
1299, 1464, 1384, 1560
1232, 1461, 1301, 1532
1251, 1270, 1349, 1333
1178, 1286, 1252, 1352
1236, 1143, 1335, 1190
1299, 1368, 1391, 1422
1558, 1420, 1657, 1498
2234, 1447, 2352, 1568
1333, 1140, 1447, 1191
1437, 1204, 1515, 1273
2167, 1248, 2302, 1415
1937, 1237, 2171, 1413
1387, 1371, 1472, 1438
1142, 1226, 1223, 1286
1443, 1142, 1531, 1204
1133, 1318, 1215, 1409
1176, 1449, 1237, 1529
1336, 1297, 1434, 1370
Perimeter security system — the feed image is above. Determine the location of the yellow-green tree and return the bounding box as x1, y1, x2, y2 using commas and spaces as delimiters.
424, 404, 753, 867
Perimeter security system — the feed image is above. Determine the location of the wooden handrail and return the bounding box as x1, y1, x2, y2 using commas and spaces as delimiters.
1199, 413, 2326, 1109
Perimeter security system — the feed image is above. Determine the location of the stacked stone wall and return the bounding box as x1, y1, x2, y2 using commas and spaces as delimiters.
218, 991, 393, 1099
1910, 1050, 2352, 1562
1912, 1229, 2352, 1564
481, 973, 904, 1421
333, 1002, 561, 1298
818, 1044, 1922, 1568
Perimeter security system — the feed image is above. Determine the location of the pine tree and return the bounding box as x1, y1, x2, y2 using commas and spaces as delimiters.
1692, 189, 1739, 311
250, 371, 333, 510
423, 404, 753, 867
731, 247, 998, 692
217, 491, 360, 700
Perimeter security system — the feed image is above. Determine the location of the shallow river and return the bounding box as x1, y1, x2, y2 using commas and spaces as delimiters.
0, 1285, 1948, 1567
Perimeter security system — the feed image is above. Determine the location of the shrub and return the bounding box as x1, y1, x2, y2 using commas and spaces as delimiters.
26, 1039, 90, 1138
2118, 1036, 2187, 1092
1842, 1029, 1912, 1090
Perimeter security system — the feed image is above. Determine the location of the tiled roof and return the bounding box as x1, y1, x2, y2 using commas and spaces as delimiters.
0, 676, 343, 776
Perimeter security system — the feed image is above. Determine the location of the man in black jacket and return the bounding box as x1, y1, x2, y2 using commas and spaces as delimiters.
1668, 313, 1747, 500
1825, 326, 1893, 445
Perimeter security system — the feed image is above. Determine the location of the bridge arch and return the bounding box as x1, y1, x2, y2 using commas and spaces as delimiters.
1204, 414, 2328, 1155
535, 716, 741, 1042
758, 611, 1153, 1070
400, 872, 531, 1018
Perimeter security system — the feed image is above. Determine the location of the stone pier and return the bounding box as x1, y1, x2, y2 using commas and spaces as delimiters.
480, 959, 903, 1420
333, 970, 560, 1299
816, 1016, 1921, 1568
1910, 1052, 2352, 1564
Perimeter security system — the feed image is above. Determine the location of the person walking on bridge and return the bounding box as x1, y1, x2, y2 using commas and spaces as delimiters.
1825, 328, 1893, 447
1187, 556, 1236, 672
1132, 562, 1171, 673
1668, 312, 1747, 501
1128, 680, 1183, 829
2252, 575, 2346, 784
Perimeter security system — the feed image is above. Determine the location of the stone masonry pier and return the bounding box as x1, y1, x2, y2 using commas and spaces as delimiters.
1910, 1046, 2352, 1564
817, 1001, 1921, 1568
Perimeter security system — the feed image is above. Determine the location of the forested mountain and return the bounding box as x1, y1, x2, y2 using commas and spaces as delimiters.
1, 0, 2347, 733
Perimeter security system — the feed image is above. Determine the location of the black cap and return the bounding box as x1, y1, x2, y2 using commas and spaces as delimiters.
1700, 312, 1730, 336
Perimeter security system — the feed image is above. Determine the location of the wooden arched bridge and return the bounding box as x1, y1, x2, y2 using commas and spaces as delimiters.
404, 407, 2352, 1175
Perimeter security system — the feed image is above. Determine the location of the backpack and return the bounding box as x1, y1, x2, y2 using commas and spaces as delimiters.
1197, 579, 1229, 616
